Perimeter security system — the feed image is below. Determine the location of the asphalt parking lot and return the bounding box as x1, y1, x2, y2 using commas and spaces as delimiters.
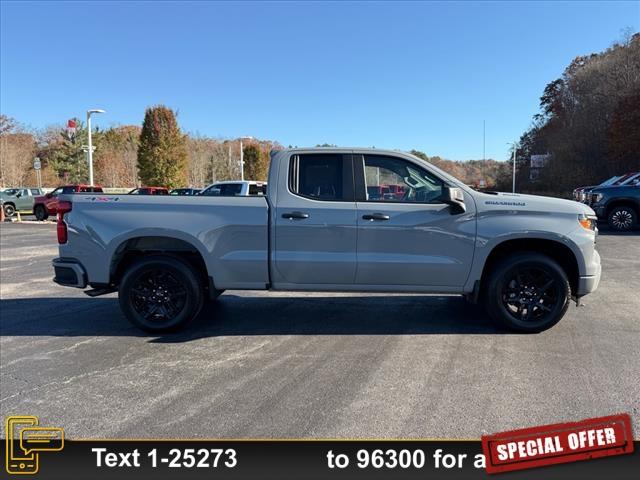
1, 222, 638, 439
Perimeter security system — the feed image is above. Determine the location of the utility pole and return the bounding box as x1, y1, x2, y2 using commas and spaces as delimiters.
483, 120, 486, 162
512, 143, 517, 193
238, 136, 253, 181
239, 139, 244, 181
86, 109, 105, 185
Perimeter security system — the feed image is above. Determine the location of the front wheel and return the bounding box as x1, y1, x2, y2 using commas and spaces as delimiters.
119, 255, 204, 332
34, 205, 48, 221
608, 205, 636, 232
483, 253, 570, 333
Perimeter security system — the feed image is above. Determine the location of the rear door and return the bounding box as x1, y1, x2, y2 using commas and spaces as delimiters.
17, 189, 31, 210
354, 153, 476, 288
273, 152, 357, 285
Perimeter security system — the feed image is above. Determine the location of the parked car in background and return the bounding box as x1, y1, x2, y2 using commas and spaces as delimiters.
0, 187, 44, 217
573, 172, 639, 203
33, 185, 103, 220
170, 188, 200, 196
588, 179, 640, 231
367, 184, 407, 200
129, 187, 169, 195
199, 180, 267, 197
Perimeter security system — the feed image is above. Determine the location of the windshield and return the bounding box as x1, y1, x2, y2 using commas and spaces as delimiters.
600, 176, 621, 186
2, 189, 19, 196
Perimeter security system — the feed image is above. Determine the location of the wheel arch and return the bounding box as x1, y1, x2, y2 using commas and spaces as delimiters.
477, 237, 581, 296
606, 198, 639, 216
108, 234, 210, 288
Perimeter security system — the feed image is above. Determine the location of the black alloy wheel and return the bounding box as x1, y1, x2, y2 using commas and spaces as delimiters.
119, 255, 204, 332
501, 267, 562, 324
484, 252, 570, 333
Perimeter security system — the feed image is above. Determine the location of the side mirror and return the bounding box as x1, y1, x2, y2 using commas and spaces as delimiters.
442, 186, 466, 214
16, 193, 22, 198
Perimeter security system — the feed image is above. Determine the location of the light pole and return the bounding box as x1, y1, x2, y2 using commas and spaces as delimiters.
239, 136, 253, 181
508, 141, 519, 193
86, 109, 105, 185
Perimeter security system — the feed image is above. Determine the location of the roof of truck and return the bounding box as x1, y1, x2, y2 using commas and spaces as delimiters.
274, 147, 407, 156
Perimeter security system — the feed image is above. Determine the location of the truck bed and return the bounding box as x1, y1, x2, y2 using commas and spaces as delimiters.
59, 194, 270, 289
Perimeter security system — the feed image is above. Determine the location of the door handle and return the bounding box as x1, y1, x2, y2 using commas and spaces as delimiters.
362, 213, 390, 221
282, 211, 310, 220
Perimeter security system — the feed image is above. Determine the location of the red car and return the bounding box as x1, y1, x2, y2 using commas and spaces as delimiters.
128, 187, 169, 195
33, 184, 104, 221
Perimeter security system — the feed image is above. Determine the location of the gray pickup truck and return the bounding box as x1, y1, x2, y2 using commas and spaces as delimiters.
1, 187, 44, 216
52, 148, 601, 333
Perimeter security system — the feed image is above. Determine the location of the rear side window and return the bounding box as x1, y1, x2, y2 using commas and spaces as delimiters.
219, 184, 242, 196
30, 189, 40, 195
248, 184, 267, 195
289, 154, 350, 201
201, 184, 242, 196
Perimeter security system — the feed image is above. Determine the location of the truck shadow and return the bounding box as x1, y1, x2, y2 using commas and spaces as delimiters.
0, 294, 512, 341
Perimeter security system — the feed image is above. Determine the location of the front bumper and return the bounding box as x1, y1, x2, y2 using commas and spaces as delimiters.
52, 257, 87, 288
577, 249, 601, 296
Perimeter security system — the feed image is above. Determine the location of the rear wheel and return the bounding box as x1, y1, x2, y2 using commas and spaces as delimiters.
34, 205, 48, 221
484, 253, 570, 333
119, 255, 204, 332
608, 205, 636, 232
3, 203, 15, 217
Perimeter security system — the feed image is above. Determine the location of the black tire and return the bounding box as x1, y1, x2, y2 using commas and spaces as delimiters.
34, 205, 48, 221
483, 252, 570, 333
607, 205, 637, 232
118, 255, 204, 332
3, 203, 15, 217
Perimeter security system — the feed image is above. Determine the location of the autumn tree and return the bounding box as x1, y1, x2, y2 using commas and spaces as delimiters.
516, 32, 640, 192
95, 125, 141, 187
242, 143, 269, 180
137, 106, 187, 188
0, 115, 36, 187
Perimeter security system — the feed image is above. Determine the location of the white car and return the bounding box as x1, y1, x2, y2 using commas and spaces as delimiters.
199, 180, 267, 197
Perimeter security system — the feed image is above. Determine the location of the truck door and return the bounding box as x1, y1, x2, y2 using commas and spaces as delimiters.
354, 153, 476, 288
273, 153, 357, 285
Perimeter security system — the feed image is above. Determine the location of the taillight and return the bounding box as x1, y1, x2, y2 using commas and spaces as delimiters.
57, 201, 72, 244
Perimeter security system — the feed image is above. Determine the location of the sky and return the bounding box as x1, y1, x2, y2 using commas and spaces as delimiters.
1, 1, 638, 161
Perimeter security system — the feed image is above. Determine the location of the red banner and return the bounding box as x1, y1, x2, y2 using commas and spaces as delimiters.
482, 413, 634, 474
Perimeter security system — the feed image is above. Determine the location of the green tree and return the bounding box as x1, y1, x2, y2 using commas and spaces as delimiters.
242, 143, 269, 180
137, 106, 187, 187
45, 119, 103, 183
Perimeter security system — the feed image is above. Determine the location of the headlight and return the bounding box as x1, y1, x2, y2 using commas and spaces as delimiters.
578, 214, 597, 231
592, 193, 603, 203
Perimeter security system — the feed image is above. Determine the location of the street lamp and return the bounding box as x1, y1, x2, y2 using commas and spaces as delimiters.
87, 109, 106, 185
239, 136, 254, 181
508, 141, 519, 193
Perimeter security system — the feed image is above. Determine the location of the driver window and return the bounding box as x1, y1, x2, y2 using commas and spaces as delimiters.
363, 155, 444, 203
